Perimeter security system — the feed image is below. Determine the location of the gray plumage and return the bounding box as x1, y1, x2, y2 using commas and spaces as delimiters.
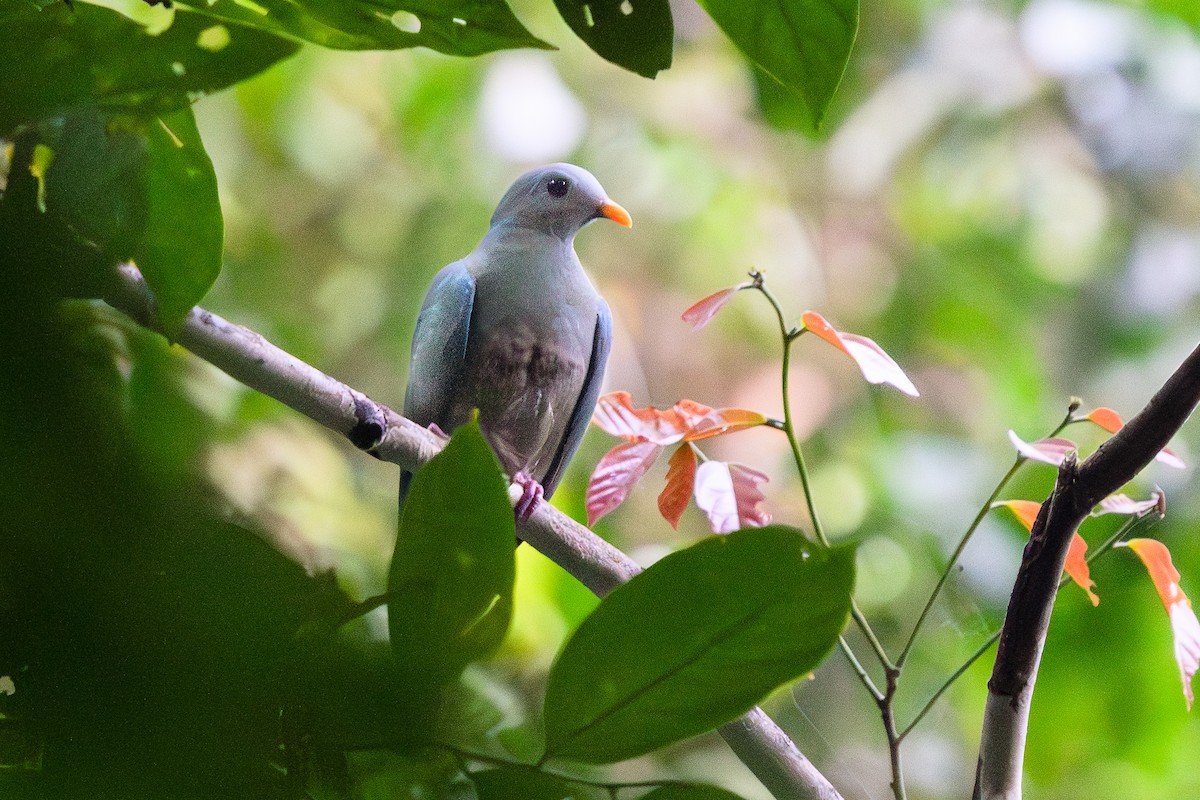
402, 163, 629, 514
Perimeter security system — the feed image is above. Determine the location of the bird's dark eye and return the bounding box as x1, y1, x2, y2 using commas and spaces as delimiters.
546, 178, 569, 198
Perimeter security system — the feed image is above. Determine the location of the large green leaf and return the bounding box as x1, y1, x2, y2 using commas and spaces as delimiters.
542, 526, 854, 764
139, 108, 224, 333
0, 2, 299, 133
37, 105, 223, 331
553, 0, 672, 78
388, 419, 515, 714
470, 766, 604, 800
695, 0, 858, 131
177, 0, 552, 54
42, 108, 149, 265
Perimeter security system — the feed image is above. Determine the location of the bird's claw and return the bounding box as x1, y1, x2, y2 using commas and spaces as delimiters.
427, 422, 450, 440
513, 471, 544, 523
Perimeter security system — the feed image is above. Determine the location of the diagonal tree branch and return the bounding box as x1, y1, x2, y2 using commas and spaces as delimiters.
975, 341, 1200, 800
103, 263, 845, 800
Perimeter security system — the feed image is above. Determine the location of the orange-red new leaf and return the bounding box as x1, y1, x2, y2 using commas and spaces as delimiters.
1122, 538, 1200, 709
800, 311, 919, 397
1065, 532, 1099, 606
997, 500, 1097, 604
683, 407, 769, 441
1085, 407, 1186, 469
658, 444, 698, 529
586, 441, 664, 526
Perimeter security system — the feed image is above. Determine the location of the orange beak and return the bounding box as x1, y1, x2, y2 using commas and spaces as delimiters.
598, 200, 633, 228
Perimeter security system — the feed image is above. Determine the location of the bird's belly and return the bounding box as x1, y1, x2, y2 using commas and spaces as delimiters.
458, 318, 589, 477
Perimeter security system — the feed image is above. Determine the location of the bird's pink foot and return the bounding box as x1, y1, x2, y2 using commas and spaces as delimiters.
427, 422, 449, 440
513, 471, 544, 523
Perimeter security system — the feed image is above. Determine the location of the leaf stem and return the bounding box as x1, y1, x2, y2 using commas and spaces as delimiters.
753, 272, 899, 715
897, 407, 1076, 669
899, 630, 999, 741
896, 456, 1023, 669
898, 501, 1160, 740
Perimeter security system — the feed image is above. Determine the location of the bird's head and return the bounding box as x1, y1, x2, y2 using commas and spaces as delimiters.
490, 163, 632, 240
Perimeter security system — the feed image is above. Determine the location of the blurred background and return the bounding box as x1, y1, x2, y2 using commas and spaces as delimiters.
114, 0, 1200, 796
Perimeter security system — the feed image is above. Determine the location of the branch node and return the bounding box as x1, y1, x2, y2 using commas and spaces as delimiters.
349, 394, 386, 451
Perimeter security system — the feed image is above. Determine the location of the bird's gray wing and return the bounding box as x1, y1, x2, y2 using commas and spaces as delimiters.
401, 262, 476, 503
539, 297, 612, 498
403, 261, 476, 427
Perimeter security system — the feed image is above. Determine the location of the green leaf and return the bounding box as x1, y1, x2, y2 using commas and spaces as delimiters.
42, 108, 149, 265
553, 0, 672, 78
470, 766, 604, 800
348, 748, 478, 800
0, 2, 299, 133
640, 785, 749, 800
695, 0, 858, 131
542, 526, 854, 764
177, 0, 553, 54
33, 106, 222, 329
388, 419, 515, 711
139, 108, 224, 333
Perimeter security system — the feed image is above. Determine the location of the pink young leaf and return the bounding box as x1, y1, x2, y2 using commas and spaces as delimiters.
682, 287, 740, 330
1007, 430, 1077, 466
1094, 490, 1165, 518
592, 392, 768, 445
1121, 538, 1200, 709
1086, 407, 1186, 469
1157, 449, 1188, 470
996, 500, 1096, 604
800, 311, 919, 397
693, 461, 771, 534
592, 392, 696, 446
585, 441, 664, 526
658, 444, 698, 529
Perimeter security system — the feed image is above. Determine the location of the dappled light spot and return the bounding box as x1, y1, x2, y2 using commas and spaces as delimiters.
620, 0, 633, 14
196, 24, 230, 52
583, 4, 595, 27
391, 11, 421, 33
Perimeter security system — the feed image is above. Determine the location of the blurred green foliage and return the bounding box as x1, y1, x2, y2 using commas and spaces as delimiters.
3, 0, 1200, 797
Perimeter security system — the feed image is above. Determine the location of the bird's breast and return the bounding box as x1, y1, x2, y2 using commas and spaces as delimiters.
458, 314, 591, 476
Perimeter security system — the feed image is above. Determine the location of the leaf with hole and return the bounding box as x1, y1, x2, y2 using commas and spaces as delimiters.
177, 0, 552, 55
542, 526, 854, 763
0, 2, 299, 133
553, 0, 673, 78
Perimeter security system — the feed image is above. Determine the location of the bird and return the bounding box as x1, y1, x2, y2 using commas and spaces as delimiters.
402, 163, 631, 521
